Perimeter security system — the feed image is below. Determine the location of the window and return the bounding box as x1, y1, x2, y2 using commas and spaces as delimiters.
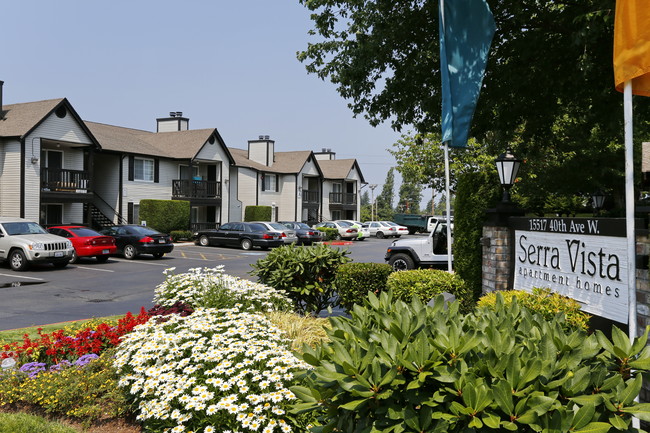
134, 158, 154, 182
262, 174, 278, 192
40, 204, 63, 226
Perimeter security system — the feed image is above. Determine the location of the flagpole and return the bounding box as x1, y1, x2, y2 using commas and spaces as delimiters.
624, 80, 637, 343
444, 142, 453, 273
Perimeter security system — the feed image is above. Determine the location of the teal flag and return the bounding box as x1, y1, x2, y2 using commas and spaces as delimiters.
440, 0, 495, 148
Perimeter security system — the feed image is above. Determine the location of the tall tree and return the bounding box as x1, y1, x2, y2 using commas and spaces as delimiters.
298, 0, 650, 206
375, 168, 395, 220
397, 180, 422, 214
360, 190, 370, 206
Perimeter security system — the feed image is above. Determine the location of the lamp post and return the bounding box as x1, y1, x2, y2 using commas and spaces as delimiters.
592, 190, 606, 216
369, 184, 378, 221
495, 147, 521, 203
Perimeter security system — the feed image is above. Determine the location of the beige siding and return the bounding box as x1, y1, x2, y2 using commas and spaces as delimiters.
321, 181, 334, 220
31, 112, 93, 145
121, 158, 175, 217
277, 176, 296, 221
1, 139, 22, 217
94, 154, 122, 223
236, 168, 258, 220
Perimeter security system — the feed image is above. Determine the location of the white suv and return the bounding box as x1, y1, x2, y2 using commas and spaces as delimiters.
0, 217, 74, 271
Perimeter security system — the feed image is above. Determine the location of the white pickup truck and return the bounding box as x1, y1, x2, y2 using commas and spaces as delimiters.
384, 219, 453, 271
0, 217, 74, 271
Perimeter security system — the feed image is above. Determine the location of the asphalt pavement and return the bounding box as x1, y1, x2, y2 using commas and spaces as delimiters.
0, 236, 403, 331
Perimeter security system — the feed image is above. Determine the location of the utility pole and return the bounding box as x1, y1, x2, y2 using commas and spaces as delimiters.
369, 184, 378, 221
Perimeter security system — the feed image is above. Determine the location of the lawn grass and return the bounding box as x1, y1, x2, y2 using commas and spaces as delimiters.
0, 412, 77, 433
0, 315, 124, 345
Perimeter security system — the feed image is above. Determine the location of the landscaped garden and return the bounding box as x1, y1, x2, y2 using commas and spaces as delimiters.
2, 244, 650, 433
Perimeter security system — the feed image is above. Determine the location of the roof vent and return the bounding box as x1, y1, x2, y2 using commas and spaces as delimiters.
176, 111, 183, 117
259, 135, 264, 139
322, 148, 327, 152
264, 135, 270, 140
169, 112, 176, 117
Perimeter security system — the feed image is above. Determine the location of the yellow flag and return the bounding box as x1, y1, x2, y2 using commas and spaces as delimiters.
614, 0, 650, 96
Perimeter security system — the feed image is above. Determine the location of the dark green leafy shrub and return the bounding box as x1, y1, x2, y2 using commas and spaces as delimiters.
138, 199, 190, 234
316, 227, 338, 241
244, 205, 272, 221
478, 287, 591, 332
386, 268, 472, 312
334, 262, 393, 312
250, 244, 351, 315
169, 230, 193, 242
291, 291, 650, 433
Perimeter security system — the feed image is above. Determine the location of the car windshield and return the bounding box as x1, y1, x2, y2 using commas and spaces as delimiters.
69, 227, 103, 237
384, 222, 398, 226
2, 222, 48, 235
337, 221, 352, 227
295, 223, 310, 229
129, 226, 162, 236
269, 223, 288, 231
248, 223, 267, 231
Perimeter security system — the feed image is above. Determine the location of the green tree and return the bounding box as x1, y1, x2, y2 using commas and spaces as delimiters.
375, 168, 395, 220
396, 180, 421, 214
360, 190, 370, 206
298, 0, 650, 209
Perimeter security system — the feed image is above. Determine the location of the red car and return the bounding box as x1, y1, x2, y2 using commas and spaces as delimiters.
47, 226, 117, 263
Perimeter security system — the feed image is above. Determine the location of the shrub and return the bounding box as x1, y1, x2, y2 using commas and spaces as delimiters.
114, 307, 315, 433
250, 244, 351, 315
244, 205, 272, 222
478, 287, 591, 332
316, 227, 338, 241
454, 169, 500, 305
386, 268, 472, 312
291, 291, 650, 433
169, 229, 193, 242
153, 266, 292, 313
334, 262, 393, 311
0, 413, 78, 433
138, 199, 190, 233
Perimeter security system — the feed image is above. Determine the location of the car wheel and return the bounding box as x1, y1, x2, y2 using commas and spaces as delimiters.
152, 252, 164, 259
96, 255, 109, 263
52, 260, 69, 269
240, 239, 253, 250
335, 233, 342, 240
395, 235, 401, 238
389, 253, 415, 271
199, 235, 209, 246
376, 231, 385, 239
123, 244, 138, 260
69, 250, 79, 264
9, 250, 29, 271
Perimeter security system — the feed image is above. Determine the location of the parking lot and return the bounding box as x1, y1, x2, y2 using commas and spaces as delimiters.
0, 237, 401, 331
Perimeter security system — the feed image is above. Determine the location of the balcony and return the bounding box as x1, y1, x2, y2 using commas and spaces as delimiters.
329, 192, 357, 210
302, 189, 320, 208
172, 180, 221, 204
190, 221, 221, 232
41, 168, 91, 192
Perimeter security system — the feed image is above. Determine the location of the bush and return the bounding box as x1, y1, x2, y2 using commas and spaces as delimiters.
250, 244, 351, 315
316, 227, 339, 241
334, 262, 393, 311
291, 291, 650, 433
478, 287, 591, 332
454, 169, 500, 305
153, 266, 292, 313
386, 268, 472, 312
244, 205, 272, 221
0, 413, 78, 433
169, 230, 193, 242
138, 199, 190, 233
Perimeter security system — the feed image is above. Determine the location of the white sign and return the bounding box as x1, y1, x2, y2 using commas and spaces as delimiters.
513, 219, 628, 324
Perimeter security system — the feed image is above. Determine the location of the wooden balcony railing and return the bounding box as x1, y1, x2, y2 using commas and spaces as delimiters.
41, 168, 91, 192
172, 180, 221, 199
190, 222, 221, 232
329, 192, 357, 205
302, 189, 319, 204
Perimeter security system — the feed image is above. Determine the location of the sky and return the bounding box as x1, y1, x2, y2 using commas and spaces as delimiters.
2, 1, 434, 207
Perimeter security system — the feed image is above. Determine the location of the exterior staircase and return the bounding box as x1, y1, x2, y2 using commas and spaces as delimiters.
85, 203, 126, 230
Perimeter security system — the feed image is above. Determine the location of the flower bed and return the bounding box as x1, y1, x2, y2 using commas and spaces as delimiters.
114, 308, 312, 433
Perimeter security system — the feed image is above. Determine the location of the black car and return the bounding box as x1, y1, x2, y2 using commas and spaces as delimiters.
99, 225, 174, 259
278, 221, 324, 245
194, 222, 283, 250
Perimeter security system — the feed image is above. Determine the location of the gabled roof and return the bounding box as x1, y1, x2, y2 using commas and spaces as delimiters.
230, 148, 322, 175
85, 121, 234, 164
0, 98, 99, 148
318, 159, 366, 183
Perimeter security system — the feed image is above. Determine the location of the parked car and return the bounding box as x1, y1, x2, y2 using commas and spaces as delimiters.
363, 221, 400, 238
253, 222, 298, 244
47, 225, 117, 263
194, 222, 284, 250
0, 217, 74, 271
383, 221, 409, 237
99, 225, 173, 259
385, 219, 452, 270
337, 220, 369, 240
313, 221, 358, 240
278, 221, 324, 245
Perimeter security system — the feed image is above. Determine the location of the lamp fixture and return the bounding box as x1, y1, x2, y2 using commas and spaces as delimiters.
495, 147, 521, 203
